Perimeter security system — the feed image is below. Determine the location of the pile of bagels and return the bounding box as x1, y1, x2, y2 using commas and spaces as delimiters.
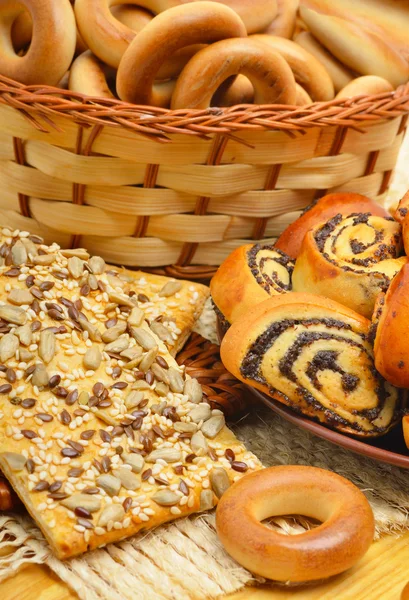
1, 0, 409, 109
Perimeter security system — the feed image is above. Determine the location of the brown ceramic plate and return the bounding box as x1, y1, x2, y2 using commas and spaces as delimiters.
216, 317, 409, 469
248, 387, 409, 469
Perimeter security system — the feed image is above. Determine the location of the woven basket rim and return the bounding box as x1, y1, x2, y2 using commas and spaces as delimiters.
1, 75, 409, 141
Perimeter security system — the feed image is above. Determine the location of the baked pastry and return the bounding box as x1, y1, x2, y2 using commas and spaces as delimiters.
216, 466, 374, 582
250, 34, 334, 101
275, 192, 389, 259
371, 263, 409, 388
116, 2, 247, 106
69, 51, 114, 98
264, 0, 299, 38
394, 190, 409, 256
110, 269, 209, 356
0, 227, 260, 559
299, 6, 409, 87
210, 244, 294, 326
171, 38, 297, 109
220, 293, 401, 436
292, 213, 407, 318
294, 31, 355, 93
212, 75, 254, 107
336, 75, 394, 99
0, 0, 76, 85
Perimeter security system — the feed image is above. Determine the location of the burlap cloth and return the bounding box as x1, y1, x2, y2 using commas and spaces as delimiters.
1, 136, 409, 599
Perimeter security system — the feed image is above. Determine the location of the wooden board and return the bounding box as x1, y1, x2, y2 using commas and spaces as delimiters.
2, 531, 409, 599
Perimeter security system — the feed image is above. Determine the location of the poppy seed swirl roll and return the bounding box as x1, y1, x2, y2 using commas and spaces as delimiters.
211, 244, 294, 326
221, 294, 401, 437
292, 213, 407, 318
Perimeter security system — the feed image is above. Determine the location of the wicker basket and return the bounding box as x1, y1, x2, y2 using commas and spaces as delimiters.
0, 75, 408, 278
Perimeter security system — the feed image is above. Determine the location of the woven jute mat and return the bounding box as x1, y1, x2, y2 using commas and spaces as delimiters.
1, 135, 409, 599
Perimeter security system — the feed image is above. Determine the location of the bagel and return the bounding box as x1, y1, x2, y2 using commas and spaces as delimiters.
69, 51, 115, 98
117, 3, 247, 106
294, 31, 355, 93
295, 83, 312, 105
264, 0, 298, 38
172, 38, 296, 109
212, 75, 254, 106
336, 75, 394, 99
251, 34, 334, 101
75, 0, 180, 68
0, 0, 76, 86
185, 0, 279, 35
110, 4, 153, 32
299, 6, 409, 87
216, 466, 374, 582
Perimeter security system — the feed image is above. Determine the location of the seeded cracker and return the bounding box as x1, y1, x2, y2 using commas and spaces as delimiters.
0, 228, 261, 559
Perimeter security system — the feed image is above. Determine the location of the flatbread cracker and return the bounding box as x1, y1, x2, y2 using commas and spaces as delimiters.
0, 228, 260, 559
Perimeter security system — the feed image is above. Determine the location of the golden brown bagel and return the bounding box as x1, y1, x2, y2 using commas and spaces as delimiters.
75, 0, 180, 68
212, 75, 254, 107
295, 83, 312, 105
300, 0, 409, 63
300, 6, 409, 87
171, 38, 297, 109
210, 243, 294, 324
220, 293, 401, 436
275, 192, 389, 259
292, 213, 407, 318
294, 31, 355, 93
403, 417, 409, 453
179, 0, 278, 35
336, 76, 394, 99
0, 0, 76, 86
251, 34, 334, 101
117, 3, 247, 106
372, 263, 409, 388
264, 0, 298, 38
69, 51, 115, 98
216, 466, 375, 582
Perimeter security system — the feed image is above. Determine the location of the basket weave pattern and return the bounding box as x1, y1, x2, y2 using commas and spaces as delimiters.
0, 76, 408, 277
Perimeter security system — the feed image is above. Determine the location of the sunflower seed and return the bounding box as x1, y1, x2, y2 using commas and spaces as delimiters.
139, 348, 158, 372
78, 391, 90, 406
188, 404, 211, 424
8, 289, 33, 306
98, 504, 124, 527
151, 490, 180, 506
33, 254, 56, 266
61, 494, 101, 513
125, 391, 144, 410
94, 410, 117, 426
15, 324, 32, 347
167, 368, 184, 393
128, 307, 144, 327
2, 452, 26, 471
120, 347, 142, 361
146, 448, 181, 463
149, 322, 174, 344
122, 453, 144, 473
11, 241, 28, 266
184, 378, 203, 404
132, 380, 150, 390
112, 468, 140, 491
201, 415, 225, 439
159, 281, 182, 297
0, 333, 19, 362
21, 238, 38, 258
209, 468, 230, 498
191, 431, 208, 454
97, 474, 121, 496
151, 363, 169, 385
61, 248, 90, 260
101, 322, 127, 343
155, 382, 169, 397
130, 328, 157, 350
88, 255, 106, 275
174, 422, 197, 434
38, 330, 56, 364
67, 256, 84, 279
108, 292, 134, 308
104, 334, 129, 354
0, 305, 26, 325
78, 318, 102, 342
83, 346, 102, 371
200, 489, 214, 511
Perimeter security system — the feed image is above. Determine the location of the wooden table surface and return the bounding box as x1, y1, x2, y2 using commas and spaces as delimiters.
2, 530, 409, 600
